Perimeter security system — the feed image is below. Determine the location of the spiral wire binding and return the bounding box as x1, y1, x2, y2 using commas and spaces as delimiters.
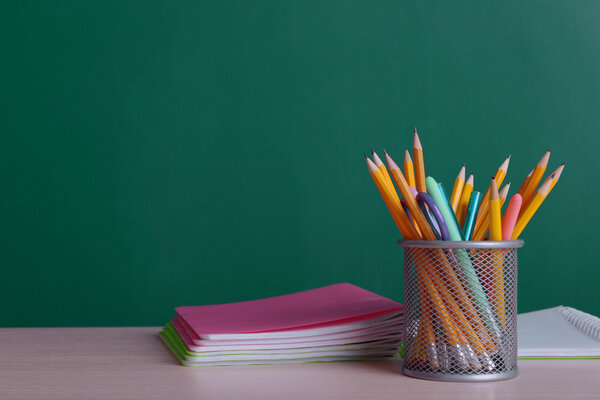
558, 306, 600, 341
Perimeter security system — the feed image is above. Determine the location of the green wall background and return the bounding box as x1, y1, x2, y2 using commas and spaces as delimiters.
1, 1, 599, 326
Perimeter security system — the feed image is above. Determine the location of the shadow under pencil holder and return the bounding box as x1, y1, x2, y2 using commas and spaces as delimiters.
398, 239, 524, 382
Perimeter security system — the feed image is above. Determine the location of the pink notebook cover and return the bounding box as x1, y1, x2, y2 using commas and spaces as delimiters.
175, 283, 402, 337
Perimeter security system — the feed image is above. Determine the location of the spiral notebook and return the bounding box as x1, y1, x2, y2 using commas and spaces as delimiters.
517, 306, 600, 359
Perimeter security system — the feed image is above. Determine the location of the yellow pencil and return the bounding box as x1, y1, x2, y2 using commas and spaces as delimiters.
456, 174, 474, 227
404, 149, 416, 189
450, 164, 466, 213
473, 156, 511, 236
544, 162, 565, 192
511, 174, 559, 240
519, 148, 551, 212
413, 128, 427, 193
489, 177, 502, 241
472, 182, 511, 241
371, 149, 395, 192
366, 156, 420, 240
499, 183, 510, 202
489, 177, 505, 328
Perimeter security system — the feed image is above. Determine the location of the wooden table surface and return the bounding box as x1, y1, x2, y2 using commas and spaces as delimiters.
0, 327, 598, 400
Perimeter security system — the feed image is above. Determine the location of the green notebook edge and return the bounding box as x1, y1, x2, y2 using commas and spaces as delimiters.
158, 325, 401, 366
163, 323, 401, 358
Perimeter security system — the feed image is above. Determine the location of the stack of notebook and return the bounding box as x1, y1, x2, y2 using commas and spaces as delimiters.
160, 283, 404, 366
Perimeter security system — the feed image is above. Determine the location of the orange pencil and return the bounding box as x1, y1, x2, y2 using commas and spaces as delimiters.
413, 128, 427, 193
371, 149, 394, 191
519, 148, 551, 212
516, 169, 533, 196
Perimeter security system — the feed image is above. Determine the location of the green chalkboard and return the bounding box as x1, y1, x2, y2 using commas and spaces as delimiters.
1, 1, 599, 326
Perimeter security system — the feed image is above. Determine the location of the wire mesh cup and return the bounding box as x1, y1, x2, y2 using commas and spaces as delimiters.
398, 240, 524, 382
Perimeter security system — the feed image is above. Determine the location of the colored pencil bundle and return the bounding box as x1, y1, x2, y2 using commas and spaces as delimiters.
366, 129, 563, 242
365, 128, 564, 373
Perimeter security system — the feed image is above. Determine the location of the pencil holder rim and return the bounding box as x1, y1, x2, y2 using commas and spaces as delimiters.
397, 239, 524, 249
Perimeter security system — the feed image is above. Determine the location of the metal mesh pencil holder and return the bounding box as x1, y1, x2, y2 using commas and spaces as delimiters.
398, 240, 524, 382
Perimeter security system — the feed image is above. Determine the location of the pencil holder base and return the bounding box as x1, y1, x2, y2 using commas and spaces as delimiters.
401, 365, 519, 382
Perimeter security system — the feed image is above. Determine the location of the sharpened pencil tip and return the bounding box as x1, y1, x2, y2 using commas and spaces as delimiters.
370, 147, 374, 155
561, 161, 565, 166
413, 129, 422, 149
383, 149, 388, 155
548, 146, 552, 152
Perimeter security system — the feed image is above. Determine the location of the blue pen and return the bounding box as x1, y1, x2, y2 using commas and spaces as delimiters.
463, 191, 482, 241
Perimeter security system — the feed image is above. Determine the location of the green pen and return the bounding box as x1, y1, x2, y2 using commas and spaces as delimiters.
426, 178, 462, 241
437, 182, 464, 241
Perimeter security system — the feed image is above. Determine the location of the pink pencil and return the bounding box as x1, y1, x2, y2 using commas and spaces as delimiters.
502, 194, 522, 240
